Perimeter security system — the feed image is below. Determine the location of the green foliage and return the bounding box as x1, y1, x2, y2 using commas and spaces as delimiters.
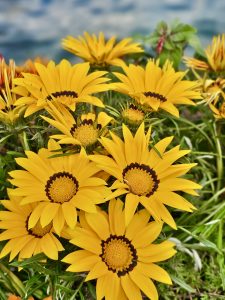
146, 19, 204, 68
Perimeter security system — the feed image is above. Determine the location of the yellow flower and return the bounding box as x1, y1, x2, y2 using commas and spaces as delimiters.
122, 104, 145, 125
201, 78, 225, 105
113, 60, 201, 117
184, 34, 225, 72
0, 58, 24, 124
63, 199, 176, 300
0, 189, 64, 260
16, 57, 48, 75
42, 102, 113, 148
13, 60, 111, 117
8, 139, 110, 235
90, 123, 201, 229
62, 32, 143, 67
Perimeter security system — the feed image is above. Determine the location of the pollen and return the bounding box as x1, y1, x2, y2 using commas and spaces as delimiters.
70, 121, 99, 147
123, 163, 159, 196
122, 104, 144, 124
100, 235, 137, 277
28, 220, 52, 238
45, 172, 79, 203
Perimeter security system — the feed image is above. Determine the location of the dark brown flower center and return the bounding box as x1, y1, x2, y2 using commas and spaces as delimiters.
47, 90, 78, 101
144, 91, 167, 102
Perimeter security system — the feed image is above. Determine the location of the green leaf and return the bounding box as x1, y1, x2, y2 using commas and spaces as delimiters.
156, 21, 167, 34
0, 134, 13, 144
164, 40, 175, 50
159, 47, 182, 69
188, 35, 206, 56
170, 275, 196, 293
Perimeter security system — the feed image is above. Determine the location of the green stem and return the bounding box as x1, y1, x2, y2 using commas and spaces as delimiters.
0, 262, 26, 297
18, 131, 30, 151
213, 122, 223, 192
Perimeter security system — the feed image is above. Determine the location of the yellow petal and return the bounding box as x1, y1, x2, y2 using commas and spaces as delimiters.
121, 274, 142, 300
62, 202, 77, 229
85, 261, 108, 281
85, 211, 110, 240
129, 270, 158, 300
136, 262, 172, 284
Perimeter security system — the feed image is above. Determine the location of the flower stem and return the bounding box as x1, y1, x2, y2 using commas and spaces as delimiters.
18, 131, 30, 151
213, 122, 223, 192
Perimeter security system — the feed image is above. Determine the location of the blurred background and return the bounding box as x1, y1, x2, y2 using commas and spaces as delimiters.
0, 0, 224, 63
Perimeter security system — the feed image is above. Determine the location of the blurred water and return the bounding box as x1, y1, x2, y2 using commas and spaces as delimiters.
0, 0, 224, 63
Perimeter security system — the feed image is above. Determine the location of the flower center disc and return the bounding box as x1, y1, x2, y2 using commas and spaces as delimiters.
72, 124, 99, 147
28, 220, 52, 238
100, 235, 137, 277
45, 172, 79, 203
123, 163, 159, 196
122, 104, 144, 124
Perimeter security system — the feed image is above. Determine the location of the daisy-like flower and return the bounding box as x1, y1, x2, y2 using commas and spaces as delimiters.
113, 60, 201, 117
184, 34, 225, 72
62, 32, 143, 67
9, 139, 110, 235
42, 102, 113, 148
63, 199, 176, 300
13, 60, 111, 117
90, 123, 201, 228
0, 58, 24, 124
122, 103, 145, 125
0, 190, 64, 260
16, 57, 48, 75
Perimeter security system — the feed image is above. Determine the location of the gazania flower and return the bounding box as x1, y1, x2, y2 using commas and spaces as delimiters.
122, 103, 145, 125
0, 58, 15, 89
13, 60, 111, 117
0, 190, 64, 260
0, 58, 24, 124
113, 60, 201, 117
201, 78, 225, 105
9, 139, 110, 235
16, 57, 48, 75
90, 123, 201, 228
63, 199, 176, 300
42, 102, 113, 148
62, 32, 143, 67
184, 34, 225, 72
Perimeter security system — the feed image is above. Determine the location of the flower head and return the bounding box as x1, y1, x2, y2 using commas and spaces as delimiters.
9, 140, 110, 235
184, 34, 225, 72
13, 60, 111, 117
42, 102, 113, 148
0, 190, 64, 260
90, 123, 201, 228
0, 58, 24, 124
16, 57, 48, 75
62, 32, 143, 67
113, 60, 201, 117
63, 199, 176, 300
122, 104, 145, 125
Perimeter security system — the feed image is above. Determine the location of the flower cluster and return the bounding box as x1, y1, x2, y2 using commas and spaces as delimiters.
0, 32, 203, 300
184, 34, 225, 120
